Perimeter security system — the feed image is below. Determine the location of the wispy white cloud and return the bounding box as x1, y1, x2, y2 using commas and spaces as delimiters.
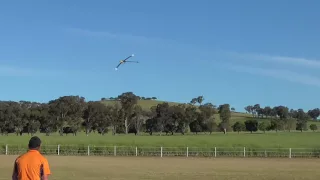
65, 28, 118, 38
66, 27, 320, 87
271, 56, 320, 68
0, 65, 34, 77
64, 27, 192, 52
67, 27, 320, 69
228, 64, 320, 88
65, 27, 172, 44
226, 51, 320, 69
0, 65, 62, 77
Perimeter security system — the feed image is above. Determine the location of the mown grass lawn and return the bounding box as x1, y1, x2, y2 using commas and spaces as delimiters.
1, 131, 320, 148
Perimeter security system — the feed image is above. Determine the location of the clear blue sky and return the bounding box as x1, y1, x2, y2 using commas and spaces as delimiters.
0, 0, 319, 112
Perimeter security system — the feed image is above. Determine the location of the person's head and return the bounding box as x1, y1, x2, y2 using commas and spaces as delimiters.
28, 136, 42, 150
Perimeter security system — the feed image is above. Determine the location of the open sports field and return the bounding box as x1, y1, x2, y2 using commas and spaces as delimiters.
1, 156, 320, 180
1, 132, 320, 149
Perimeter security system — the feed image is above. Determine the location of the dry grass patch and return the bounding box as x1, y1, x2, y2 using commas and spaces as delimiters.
0, 156, 319, 180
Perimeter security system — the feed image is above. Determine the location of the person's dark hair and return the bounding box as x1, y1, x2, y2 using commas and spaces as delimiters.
28, 136, 41, 149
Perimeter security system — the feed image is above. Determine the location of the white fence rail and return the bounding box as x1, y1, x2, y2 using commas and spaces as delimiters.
1, 144, 320, 158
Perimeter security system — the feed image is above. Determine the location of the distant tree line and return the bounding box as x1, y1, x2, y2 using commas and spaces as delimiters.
0, 92, 318, 136
101, 96, 157, 101
243, 104, 319, 132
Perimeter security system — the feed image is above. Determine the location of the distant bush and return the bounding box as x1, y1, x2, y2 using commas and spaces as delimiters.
310, 124, 318, 132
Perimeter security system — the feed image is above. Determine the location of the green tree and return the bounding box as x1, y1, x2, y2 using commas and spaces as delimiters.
8, 101, 26, 136
308, 108, 320, 120
154, 102, 171, 135
294, 109, 309, 132
48, 96, 86, 136
145, 106, 159, 135
258, 121, 269, 133
310, 124, 318, 132
253, 104, 260, 117
0, 101, 17, 135
66, 116, 82, 136
38, 103, 56, 136
197, 96, 204, 106
170, 104, 188, 135
190, 98, 197, 105
25, 102, 42, 135
83, 101, 107, 136
108, 104, 124, 135
190, 120, 202, 134
244, 119, 258, 133
263, 106, 272, 118
199, 103, 217, 119
206, 121, 218, 134
232, 121, 245, 133
131, 105, 146, 135
274, 106, 289, 131
275, 106, 289, 120
186, 105, 201, 134
117, 92, 139, 134
218, 104, 231, 134
268, 119, 278, 132
93, 105, 112, 136
244, 105, 253, 116
198, 103, 217, 134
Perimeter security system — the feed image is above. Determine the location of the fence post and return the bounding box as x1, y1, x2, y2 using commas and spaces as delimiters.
244, 147, 246, 157
289, 148, 291, 158
135, 146, 138, 156
57, 145, 60, 156
264, 150, 267, 158
114, 146, 117, 156
186, 147, 189, 157
160, 147, 163, 157
214, 147, 217, 157
87, 145, 90, 156
5, 144, 8, 155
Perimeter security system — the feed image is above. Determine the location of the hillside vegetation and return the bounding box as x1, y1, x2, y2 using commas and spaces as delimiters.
0, 92, 319, 138
101, 99, 182, 111
101, 99, 320, 128
102, 99, 251, 120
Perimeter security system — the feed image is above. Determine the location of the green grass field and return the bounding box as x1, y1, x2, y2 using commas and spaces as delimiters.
1, 131, 320, 148
1, 156, 320, 180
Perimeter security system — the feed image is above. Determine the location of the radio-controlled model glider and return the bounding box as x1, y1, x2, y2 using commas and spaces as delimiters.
115, 54, 138, 70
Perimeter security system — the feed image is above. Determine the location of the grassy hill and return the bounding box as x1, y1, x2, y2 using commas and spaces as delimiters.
101, 99, 252, 122
101, 99, 182, 111
101, 99, 320, 128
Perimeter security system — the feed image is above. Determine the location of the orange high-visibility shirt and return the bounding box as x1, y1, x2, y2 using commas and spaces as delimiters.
13, 150, 51, 180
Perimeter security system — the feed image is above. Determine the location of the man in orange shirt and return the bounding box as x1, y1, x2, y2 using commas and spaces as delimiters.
12, 136, 51, 180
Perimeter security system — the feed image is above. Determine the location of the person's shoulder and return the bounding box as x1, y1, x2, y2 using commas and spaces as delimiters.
15, 155, 21, 162
16, 151, 30, 160
15, 152, 28, 163
38, 153, 49, 162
